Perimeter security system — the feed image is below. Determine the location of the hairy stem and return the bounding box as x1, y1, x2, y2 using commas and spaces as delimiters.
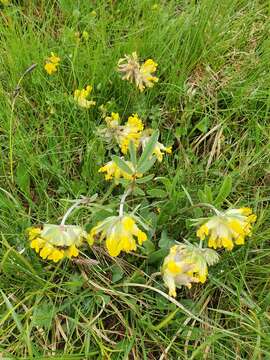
119, 187, 132, 217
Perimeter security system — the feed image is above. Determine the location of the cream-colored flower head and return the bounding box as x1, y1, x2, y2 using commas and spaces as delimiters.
74, 85, 96, 108
162, 244, 219, 297
118, 114, 144, 154
44, 52, 60, 75
88, 215, 147, 257
101, 112, 144, 154
98, 159, 142, 184
140, 129, 172, 162
196, 207, 256, 251
28, 224, 88, 262
118, 52, 158, 92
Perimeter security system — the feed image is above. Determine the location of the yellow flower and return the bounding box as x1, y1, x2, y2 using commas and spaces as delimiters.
196, 207, 257, 251
88, 215, 147, 257
74, 85, 96, 108
105, 112, 121, 128
162, 244, 218, 297
139, 59, 159, 92
82, 30, 89, 41
119, 114, 144, 154
118, 52, 159, 92
98, 159, 142, 183
44, 52, 60, 75
140, 130, 172, 162
27, 224, 88, 262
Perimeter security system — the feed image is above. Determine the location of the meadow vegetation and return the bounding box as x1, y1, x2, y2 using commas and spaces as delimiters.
1, 0, 270, 358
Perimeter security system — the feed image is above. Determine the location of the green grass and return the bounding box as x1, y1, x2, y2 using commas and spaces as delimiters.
1, 0, 270, 358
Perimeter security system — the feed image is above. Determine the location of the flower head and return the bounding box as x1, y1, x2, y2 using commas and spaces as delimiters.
140, 129, 172, 162
105, 112, 121, 128
118, 52, 158, 92
44, 52, 60, 75
98, 159, 142, 184
196, 207, 256, 250
74, 85, 96, 108
119, 114, 144, 154
139, 59, 159, 91
88, 215, 147, 257
162, 244, 218, 297
27, 224, 88, 262
100, 112, 144, 154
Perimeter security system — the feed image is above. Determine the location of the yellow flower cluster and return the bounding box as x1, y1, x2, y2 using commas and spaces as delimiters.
88, 215, 147, 257
99, 111, 172, 167
74, 85, 96, 108
162, 244, 209, 297
28, 224, 88, 262
98, 159, 142, 183
118, 52, 159, 92
197, 207, 256, 251
119, 114, 144, 154
140, 130, 172, 162
44, 52, 60, 75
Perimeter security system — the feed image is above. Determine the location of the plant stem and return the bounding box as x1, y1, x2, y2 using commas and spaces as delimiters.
60, 197, 88, 226
119, 187, 132, 217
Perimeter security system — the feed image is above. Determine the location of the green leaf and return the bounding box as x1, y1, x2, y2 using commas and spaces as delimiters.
135, 174, 155, 184
137, 157, 156, 174
111, 264, 124, 283
133, 186, 145, 196
204, 185, 213, 202
196, 116, 209, 133
158, 230, 175, 249
16, 162, 30, 194
142, 239, 155, 255
32, 302, 55, 330
215, 175, 232, 205
137, 130, 159, 170
111, 155, 133, 175
148, 248, 169, 264
147, 188, 167, 198
198, 189, 207, 203
128, 140, 137, 167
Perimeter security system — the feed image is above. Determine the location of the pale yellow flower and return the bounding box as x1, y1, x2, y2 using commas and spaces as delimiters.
100, 112, 144, 154
98, 159, 142, 183
196, 207, 256, 250
140, 130, 172, 162
88, 215, 147, 257
44, 52, 60, 75
74, 85, 96, 108
118, 52, 159, 92
118, 114, 144, 154
27, 224, 87, 262
162, 244, 218, 297
105, 112, 121, 128
139, 59, 159, 91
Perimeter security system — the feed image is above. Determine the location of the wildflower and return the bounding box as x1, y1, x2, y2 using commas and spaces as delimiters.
82, 30, 89, 41
98, 159, 142, 183
139, 59, 159, 91
119, 114, 144, 154
44, 52, 60, 75
196, 207, 257, 251
118, 52, 158, 92
140, 129, 172, 162
74, 85, 96, 108
88, 215, 147, 257
27, 224, 88, 262
162, 243, 219, 297
100, 112, 144, 154
105, 112, 121, 128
